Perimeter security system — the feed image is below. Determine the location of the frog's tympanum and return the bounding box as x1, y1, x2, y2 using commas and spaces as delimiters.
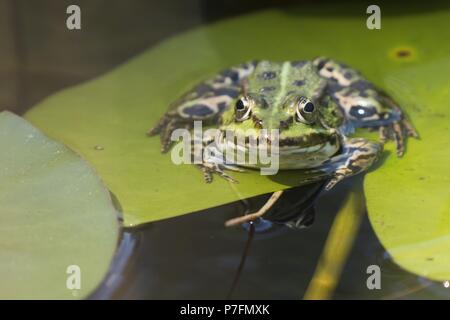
149, 58, 417, 191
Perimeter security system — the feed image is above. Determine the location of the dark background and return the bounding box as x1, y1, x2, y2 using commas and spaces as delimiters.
0, 0, 295, 115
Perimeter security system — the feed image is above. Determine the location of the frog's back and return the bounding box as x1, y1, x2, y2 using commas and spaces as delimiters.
248, 60, 324, 106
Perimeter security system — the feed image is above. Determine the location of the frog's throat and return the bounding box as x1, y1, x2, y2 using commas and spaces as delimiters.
213, 133, 341, 169
216, 129, 341, 150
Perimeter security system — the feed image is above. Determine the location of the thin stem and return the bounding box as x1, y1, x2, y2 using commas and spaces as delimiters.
226, 221, 255, 299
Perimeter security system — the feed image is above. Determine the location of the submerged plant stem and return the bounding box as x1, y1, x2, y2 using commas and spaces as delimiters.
304, 186, 365, 300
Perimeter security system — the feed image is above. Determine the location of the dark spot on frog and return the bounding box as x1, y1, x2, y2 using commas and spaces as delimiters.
214, 87, 239, 98
260, 86, 276, 93
292, 80, 305, 86
217, 102, 227, 112
396, 49, 411, 58
351, 80, 372, 91
328, 82, 343, 92
344, 71, 353, 80
279, 118, 293, 130
359, 90, 369, 98
328, 76, 339, 82
183, 104, 214, 117
258, 98, 270, 109
315, 59, 328, 70
291, 60, 308, 67
251, 115, 263, 129
221, 70, 240, 82
419, 176, 426, 181
426, 257, 434, 261
260, 71, 276, 80
326, 67, 334, 72
194, 83, 214, 96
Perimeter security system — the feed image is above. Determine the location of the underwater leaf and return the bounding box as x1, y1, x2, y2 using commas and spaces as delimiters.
0, 111, 119, 299
24, 3, 450, 287
364, 59, 450, 281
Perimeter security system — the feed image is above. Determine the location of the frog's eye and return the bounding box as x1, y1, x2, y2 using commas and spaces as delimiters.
235, 97, 252, 121
295, 97, 316, 124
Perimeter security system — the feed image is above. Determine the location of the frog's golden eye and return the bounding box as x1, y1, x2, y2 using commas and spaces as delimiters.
296, 97, 316, 124
235, 97, 252, 121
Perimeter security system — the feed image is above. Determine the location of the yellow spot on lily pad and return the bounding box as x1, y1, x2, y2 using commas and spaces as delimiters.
388, 46, 418, 62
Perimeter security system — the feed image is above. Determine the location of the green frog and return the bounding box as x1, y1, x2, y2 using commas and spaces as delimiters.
148, 58, 417, 192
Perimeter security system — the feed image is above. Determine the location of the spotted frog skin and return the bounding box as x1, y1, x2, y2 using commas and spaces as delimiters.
149, 58, 417, 190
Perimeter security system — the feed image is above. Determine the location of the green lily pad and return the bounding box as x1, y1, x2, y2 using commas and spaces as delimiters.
24, 3, 450, 280
0, 111, 119, 299
364, 58, 450, 281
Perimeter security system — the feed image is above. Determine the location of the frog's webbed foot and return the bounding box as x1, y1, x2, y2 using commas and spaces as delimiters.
147, 110, 194, 153
378, 118, 419, 157
197, 162, 240, 184
324, 138, 382, 191
376, 95, 419, 157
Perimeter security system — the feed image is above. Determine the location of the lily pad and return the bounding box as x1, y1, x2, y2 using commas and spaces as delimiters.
24, 3, 450, 281
364, 58, 450, 281
0, 111, 119, 299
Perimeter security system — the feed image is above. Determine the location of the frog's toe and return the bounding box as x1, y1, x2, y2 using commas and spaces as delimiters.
378, 126, 389, 144
402, 118, 419, 139
160, 128, 174, 153
198, 163, 238, 184
159, 119, 192, 153
220, 163, 246, 172
392, 122, 405, 157
222, 174, 239, 183
325, 173, 347, 191
199, 165, 213, 183
147, 119, 167, 137
378, 120, 416, 157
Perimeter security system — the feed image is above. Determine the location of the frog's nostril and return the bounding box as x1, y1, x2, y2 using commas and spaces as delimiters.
251, 115, 263, 129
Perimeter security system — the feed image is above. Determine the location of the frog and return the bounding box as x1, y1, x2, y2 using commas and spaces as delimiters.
148, 57, 417, 194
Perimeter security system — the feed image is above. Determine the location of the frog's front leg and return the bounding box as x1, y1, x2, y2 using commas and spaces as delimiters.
148, 61, 257, 153
377, 94, 419, 156
322, 138, 382, 190
194, 131, 245, 184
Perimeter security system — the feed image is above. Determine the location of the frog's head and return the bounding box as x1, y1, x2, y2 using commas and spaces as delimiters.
219, 92, 341, 168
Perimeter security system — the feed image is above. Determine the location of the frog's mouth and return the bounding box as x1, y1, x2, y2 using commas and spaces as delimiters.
215, 130, 341, 169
